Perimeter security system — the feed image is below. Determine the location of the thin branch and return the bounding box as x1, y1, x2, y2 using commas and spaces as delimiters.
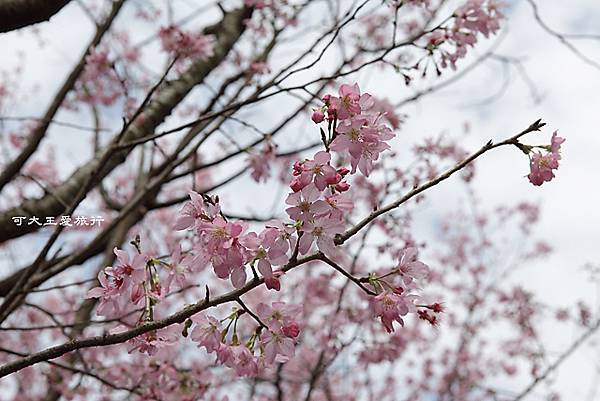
236, 297, 268, 329
0, 347, 140, 394
526, 0, 600, 71
335, 119, 546, 245
319, 254, 376, 295
0, 0, 126, 193
0, 253, 322, 378
513, 318, 600, 401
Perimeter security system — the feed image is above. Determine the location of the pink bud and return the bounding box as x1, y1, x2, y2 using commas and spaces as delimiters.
311, 110, 325, 124
337, 167, 350, 176
335, 182, 350, 192
290, 178, 304, 192
265, 276, 281, 291
327, 173, 341, 185
292, 161, 304, 175
282, 322, 300, 338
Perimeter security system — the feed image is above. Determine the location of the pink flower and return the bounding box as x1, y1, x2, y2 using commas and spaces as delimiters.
164, 244, 191, 292
174, 191, 219, 230
550, 131, 565, 155
232, 346, 259, 376
265, 220, 296, 259
197, 216, 247, 288
121, 325, 179, 356
322, 193, 354, 221
256, 301, 302, 332
434, 0, 505, 69
285, 184, 329, 223
311, 110, 325, 123
216, 343, 236, 366
329, 83, 362, 120
332, 116, 374, 156
528, 151, 560, 186
240, 227, 287, 282
331, 114, 395, 177
191, 315, 222, 353
77, 48, 123, 106
371, 291, 415, 333
396, 247, 429, 285
88, 247, 148, 315
298, 216, 344, 256
290, 151, 337, 192
371, 97, 403, 129
159, 26, 215, 60
247, 143, 276, 183
86, 270, 126, 317
112, 247, 147, 284
261, 330, 296, 364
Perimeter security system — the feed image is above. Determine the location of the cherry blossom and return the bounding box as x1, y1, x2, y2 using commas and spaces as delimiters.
298, 216, 345, 256
371, 291, 416, 333
528, 151, 560, 186
159, 26, 215, 60
174, 191, 220, 231
256, 301, 302, 332
261, 329, 296, 364
191, 315, 223, 353
527, 130, 564, 186
396, 247, 430, 285
240, 227, 287, 282
247, 143, 276, 183
290, 151, 337, 192
285, 183, 329, 223
163, 244, 191, 292
86, 270, 126, 317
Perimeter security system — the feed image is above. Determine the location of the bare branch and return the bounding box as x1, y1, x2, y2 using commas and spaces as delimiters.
0, 0, 126, 192
0, 6, 252, 243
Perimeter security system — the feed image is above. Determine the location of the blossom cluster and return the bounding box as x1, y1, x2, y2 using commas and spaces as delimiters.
426, 0, 505, 69
312, 83, 396, 176
369, 247, 432, 332
176, 83, 399, 292
76, 48, 124, 106
87, 247, 149, 317
88, 83, 436, 371
527, 131, 565, 186
174, 191, 290, 289
159, 26, 215, 60
191, 302, 301, 376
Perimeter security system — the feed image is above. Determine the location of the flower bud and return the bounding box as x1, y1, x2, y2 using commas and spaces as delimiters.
335, 182, 350, 192
283, 322, 300, 338
290, 178, 304, 192
311, 110, 325, 124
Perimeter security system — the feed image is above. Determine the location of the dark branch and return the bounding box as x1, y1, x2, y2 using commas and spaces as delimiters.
0, 0, 71, 33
